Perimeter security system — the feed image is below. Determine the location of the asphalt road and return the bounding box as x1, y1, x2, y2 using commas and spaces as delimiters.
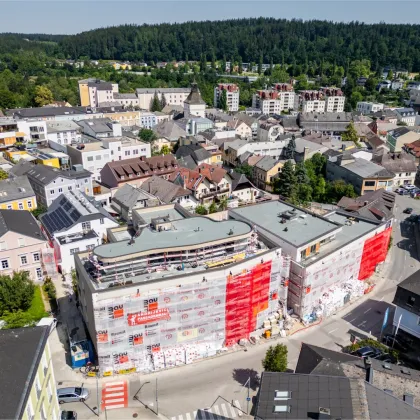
55, 194, 420, 419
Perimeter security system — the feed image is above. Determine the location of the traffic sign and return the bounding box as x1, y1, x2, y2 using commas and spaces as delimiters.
246, 397, 251, 401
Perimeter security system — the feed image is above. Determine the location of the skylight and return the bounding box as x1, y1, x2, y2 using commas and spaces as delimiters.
273, 405, 291, 413
274, 391, 291, 400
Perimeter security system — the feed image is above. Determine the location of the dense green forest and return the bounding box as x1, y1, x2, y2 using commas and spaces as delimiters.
1, 19, 420, 70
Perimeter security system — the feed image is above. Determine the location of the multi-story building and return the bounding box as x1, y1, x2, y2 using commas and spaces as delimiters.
0, 176, 37, 211
298, 112, 353, 135
76, 118, 123, 139
5, 106, 88, 122
395, 107, 417, 126
252, 156, 291, 192
135, 88, 190, 110
47, 120, 83, 153
326, 155, 395, 195
11, 162, 93, 207
214, 84, 240, 112
0, 326, 59, 420
356, 101, 385, 114
257, 122, 284, 142
139, 112, 158, 129
113, 93, 140, 109
321, 88, 345, 112
0, 118, 48, 148
252, 90, 296, 114
40, 190, 118, 274
74, 204, 289, 374
184, 83, 206, 118
230, 200, 392, 321
66, 136, 151, 182
100, 155, 179, 189
0, 209, 49, 282
300, 88, 345, 113
78, 78, 119, 107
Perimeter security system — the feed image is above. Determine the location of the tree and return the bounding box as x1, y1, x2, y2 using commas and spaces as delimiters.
258, 54, 263, 75
209, 202, 218, 214
219, 89, 228, 111
295, 74, 309, 91
0, 271, 35, 316
273, 160, 296, 199
195, 205, 208, 215
34, 85, 54, 107
31, 205, 48, 220
397, 121, 408, 126
221, 55, 227, 73
387, 69, 394, 80
150, 92, 161, 112
0, 169, 8, 180
271, 65, 289, 83
283, 136, 296, 160
218, 197, 228, 211
160, 93, 167, 109
200, 53, 207, 72
139, 128, 157, 143
297, 184, 313, 203
160, 144, 171, 155
325, 180, 357, 204
262, 344, 288, 372
234, 164, 253, 178
349, 91, 363, 109
341, 122, 359, 144
294, 162, 308, 184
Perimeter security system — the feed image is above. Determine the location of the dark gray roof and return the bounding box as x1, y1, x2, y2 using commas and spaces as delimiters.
372, 150, 417, 173
88, 81, 113, 91
141, 175, 191, 203
112, 183, 154, 210
23, 164, 91, 185
396, 268, 420, 295
184, 83, 206, 105
76, 118, 114, 134
5, 107, 85, 119
175, 144, 212, 164
176, 155, 198, 170
230, 171, 253, 191
0, 209, 45, 241
337, 157, 395, 179
113, 93, 138, 99
153, 120, 187, 141
0, 326, 49, 419
0, 176, 35, 203
295, 343, 362, 376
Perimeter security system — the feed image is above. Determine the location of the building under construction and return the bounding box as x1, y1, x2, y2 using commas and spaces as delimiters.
75, 204, 290, 374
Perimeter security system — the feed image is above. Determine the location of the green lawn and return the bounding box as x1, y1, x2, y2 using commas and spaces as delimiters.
27, 286, 49, 320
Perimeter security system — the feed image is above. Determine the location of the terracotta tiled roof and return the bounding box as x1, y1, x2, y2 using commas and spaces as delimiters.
196, 163, 227, 184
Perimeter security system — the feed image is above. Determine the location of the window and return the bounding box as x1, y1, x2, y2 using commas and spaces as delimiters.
18, 238, 25, 247
58, 188, 62, 193
26, 400, 34, 420
0, 259, 8, 269
100, 218, 104, 224
47, 381, 53, 402
7, 204, 12, 210
300, 250, 306, 260
70, 248, 79, 255
43, 354, 48, 376
27, 200, 33, 209
96, 155, 101, 160
310, 244, 317, 253
20, 255, 28, 266
407, 296, 415, 306
365, 181, 375, 187
50, 189, 55, 195
18, 202, 24, 210
68, 186, 72, 191
35, 376, 42, 398
86, 244, 95, 251
82, 222, 91, 230
84, 179, 88, 183
36, 268, 42, 279
87, 156, 93, 161
125, 150, 130, 156
0, 242, 6, 251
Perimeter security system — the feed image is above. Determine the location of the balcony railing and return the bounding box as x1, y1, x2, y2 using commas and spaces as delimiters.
200, 187, 230, 199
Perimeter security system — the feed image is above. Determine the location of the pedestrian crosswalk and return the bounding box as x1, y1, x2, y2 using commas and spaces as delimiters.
170, 400, 245, 420
101, 380, 128, 410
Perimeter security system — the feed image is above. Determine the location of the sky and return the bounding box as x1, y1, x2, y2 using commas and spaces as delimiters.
2, 1, 420, 34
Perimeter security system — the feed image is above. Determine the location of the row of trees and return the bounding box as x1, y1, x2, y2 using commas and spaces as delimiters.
274, 154, 357, 204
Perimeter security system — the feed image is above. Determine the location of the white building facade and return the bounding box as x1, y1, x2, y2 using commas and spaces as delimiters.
356, 102, 385, 115
214, 84, 240, 112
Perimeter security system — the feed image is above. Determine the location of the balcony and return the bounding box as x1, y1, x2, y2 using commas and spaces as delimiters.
200, 187, 230, 199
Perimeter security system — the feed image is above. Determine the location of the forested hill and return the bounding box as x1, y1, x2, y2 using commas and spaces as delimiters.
2, 18, 420, 71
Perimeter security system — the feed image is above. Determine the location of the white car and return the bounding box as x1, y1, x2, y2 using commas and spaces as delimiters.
404, 185, 416, 190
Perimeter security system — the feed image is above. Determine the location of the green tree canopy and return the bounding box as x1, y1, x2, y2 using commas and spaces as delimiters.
283, 136, 296, 160
34, 85, 54, 107
341, 121, 359, 144
262, 344, 288, 372
139, 128, 157, 143
219, 89, 228, 111
234, 164, 253, 178
195, 205, 208, 215
273, 160, 296, 199
150, 92, 161, 112
0, 169, 8, 180
0, 271, 35, 316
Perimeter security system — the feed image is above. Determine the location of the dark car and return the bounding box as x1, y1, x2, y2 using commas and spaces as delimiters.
61, 411, 77, 420
404, 207, 414, 214
351, 346, 382, 358
374, 353, 400, 364
400, 190, 411, 196
382, 334, 411, 353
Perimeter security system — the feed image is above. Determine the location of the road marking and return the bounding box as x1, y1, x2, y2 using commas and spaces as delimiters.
185, 413, 192, 420
221, 404, 229, 417
213, 406, 221, 416
380, 296, 384, 302
178, 415, 184, 420
349, 318, 357, 323
328, 328, 338, 334
101, 380, 128, 411
358, 321, 367, 327
364, 308, 371, 314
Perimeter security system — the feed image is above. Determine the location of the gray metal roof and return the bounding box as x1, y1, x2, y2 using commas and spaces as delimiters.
76, 118, 114, 134
153, 120, 187, 141
0, 326, 49, 420
112, 183, 155, 210
396, 268, 420, 295
339, 158, 395, 179
0, 176, 35, 203
93, 217, 251, 259
6, 107, 85, 119
22, 163, 91, 185
0, 209, 45, 241
113, 93, 138, 99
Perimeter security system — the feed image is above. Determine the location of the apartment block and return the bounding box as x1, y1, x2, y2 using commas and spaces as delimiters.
214, 84, 240, 112
252, 90, 296, 114
136, 88, 190, 110
78, 78, 119, 107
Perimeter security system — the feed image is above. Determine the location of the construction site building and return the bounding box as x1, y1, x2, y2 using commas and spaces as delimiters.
230, 200, 392, 323
75, 204, 290, 374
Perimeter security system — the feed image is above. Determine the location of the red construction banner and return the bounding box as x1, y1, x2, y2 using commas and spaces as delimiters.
358, 227, 392, 280
127, 308, 171, 326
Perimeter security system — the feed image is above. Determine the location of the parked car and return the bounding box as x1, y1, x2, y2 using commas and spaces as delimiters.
404, 207, 414, 214
351, 346, 382, 358
404, 184, 416, 190
400, 189, 411, 196
57, 387, 89, 404
395, 188, 404, 194
382, 334, 411, 353
374, 353, 400, 364
61, 411, 77, 420
411, 191, 420, 198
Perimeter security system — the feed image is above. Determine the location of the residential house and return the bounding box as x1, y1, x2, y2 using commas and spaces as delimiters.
372, 109, 399, 124
326, 155, 395, 195
10, 162, 93, 207
214, 83, 239, 112
0, 176, 37, 211
175, 116, 214, 136
0, 326, 60, 420
234, 113, 258, 140
404, 139, 420, 163
5, 106, 87, 122
252, 156, 292, 192
320, 87, 346, 112
337, 189, 395, 222
372, 150, 417, 186
40, 190, 118, 273
395, 108, 417, 126
230, 172, 260, 204
226, 119, 252, 140
257, 122, 284, 142
356, 101, 385, 114
183, 83, 206, 118
138, 112, 157, 129
100, 110, 141, 128
300, 90, 326, 112
135, 88, 190, 110
393, 269, 420, 340
78, 78, 119, 107
152, 120, 188, 150
111, 183, 159, 220
66, 135, 151, 181
407, 81, 420, 90
176, 143, 212, 169
100, 155, 179, 189
0, 210, 48, 282
387, 126, 420, 152
141, 175, 197, 210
